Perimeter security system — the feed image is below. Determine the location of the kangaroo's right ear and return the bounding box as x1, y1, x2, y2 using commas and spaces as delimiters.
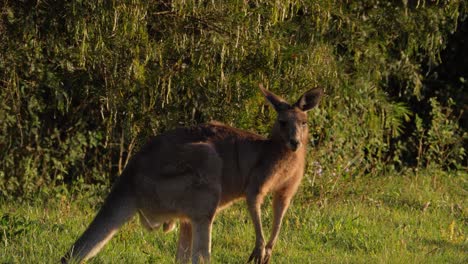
258, 84, 290, 112
293, 87, 323, 112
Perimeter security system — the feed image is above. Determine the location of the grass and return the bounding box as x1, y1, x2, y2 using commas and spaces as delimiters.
1, 169, 466, 263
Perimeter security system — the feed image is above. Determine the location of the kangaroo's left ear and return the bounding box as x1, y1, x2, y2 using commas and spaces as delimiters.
258, 83, 291, 112
293, 88, 323, 112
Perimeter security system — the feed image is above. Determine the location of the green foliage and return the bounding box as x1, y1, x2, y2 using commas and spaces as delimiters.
0, 213, 38, 241
413, 98, 466, 169
0, 0, 466, 197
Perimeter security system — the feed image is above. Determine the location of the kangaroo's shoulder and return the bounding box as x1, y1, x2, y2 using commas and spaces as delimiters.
201, 121, 266, 142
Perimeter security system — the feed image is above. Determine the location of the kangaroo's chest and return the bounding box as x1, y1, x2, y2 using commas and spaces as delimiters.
259, 154, 304, 193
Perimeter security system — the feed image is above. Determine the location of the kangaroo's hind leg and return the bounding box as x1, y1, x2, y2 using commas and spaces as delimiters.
176, 220, 192, 264
191, 218, 214, 264
183, 143, 222, 264
153, 142, 222, 264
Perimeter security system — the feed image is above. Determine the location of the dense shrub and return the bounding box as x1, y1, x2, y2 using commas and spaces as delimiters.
0, 0, 466, 198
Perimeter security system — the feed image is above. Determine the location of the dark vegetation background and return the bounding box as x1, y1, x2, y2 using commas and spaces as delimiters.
0, 0, 466, 199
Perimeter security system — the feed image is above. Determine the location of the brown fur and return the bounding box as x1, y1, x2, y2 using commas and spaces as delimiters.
61, 85, 323, 264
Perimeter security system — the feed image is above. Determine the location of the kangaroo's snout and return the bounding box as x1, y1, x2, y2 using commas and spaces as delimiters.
288, 139, 300, 151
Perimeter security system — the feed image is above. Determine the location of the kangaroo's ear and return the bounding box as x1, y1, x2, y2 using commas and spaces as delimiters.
293, 87, 323, 112
258, 84, 290, 112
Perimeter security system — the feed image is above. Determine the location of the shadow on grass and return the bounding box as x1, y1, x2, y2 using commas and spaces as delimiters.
422, 238, 467, 255
380, 195, 425, 212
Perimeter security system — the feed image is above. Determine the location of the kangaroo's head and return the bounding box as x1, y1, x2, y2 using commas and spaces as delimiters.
259, 84, 323, 152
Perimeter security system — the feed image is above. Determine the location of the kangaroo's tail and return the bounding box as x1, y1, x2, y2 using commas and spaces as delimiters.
61, 171, 137, 264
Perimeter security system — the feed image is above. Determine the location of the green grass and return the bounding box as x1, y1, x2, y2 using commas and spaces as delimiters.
1, 170, 467, 263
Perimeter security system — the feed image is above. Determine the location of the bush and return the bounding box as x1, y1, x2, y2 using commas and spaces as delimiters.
0, 0, 466, 198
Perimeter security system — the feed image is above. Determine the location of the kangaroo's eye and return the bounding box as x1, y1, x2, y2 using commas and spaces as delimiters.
279, 121, 287, 127
301, 122, 307, 127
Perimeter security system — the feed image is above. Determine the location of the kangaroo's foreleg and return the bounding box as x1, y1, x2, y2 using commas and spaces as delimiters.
246, 191, 266, 264
176, 220, 192, 264
262, 190, 294, 264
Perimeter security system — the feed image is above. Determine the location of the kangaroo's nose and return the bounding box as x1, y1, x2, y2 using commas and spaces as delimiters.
289, 139, 300, 150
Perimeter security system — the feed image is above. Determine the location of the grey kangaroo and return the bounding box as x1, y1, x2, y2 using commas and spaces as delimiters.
61, 84, 323, 264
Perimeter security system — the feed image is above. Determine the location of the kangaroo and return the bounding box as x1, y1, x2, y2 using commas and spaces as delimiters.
61, 84, 323, 264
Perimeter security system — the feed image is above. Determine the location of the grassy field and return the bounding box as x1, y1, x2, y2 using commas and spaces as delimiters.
1, 170, 466, 264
